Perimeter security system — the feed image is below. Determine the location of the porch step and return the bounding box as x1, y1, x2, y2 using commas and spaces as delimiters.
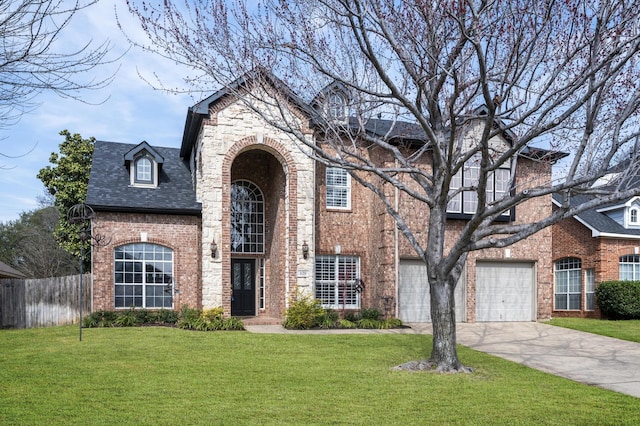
240, 316, 282, 326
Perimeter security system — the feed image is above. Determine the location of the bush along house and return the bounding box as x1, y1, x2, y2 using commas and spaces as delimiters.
87, 73, 564, 323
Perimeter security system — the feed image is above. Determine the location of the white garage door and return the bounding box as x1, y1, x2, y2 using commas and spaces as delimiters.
399, 259, 465, 323
476, 261, 535, 322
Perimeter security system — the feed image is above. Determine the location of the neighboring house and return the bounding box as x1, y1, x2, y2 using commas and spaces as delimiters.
552, 186, 640, 318
87, 73, 562, 323
0, 261, 26, 279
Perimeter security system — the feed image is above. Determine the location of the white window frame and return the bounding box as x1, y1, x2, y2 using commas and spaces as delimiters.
585, 268, 595, 311
628, 206, 640, 227
326, 167, 351, 210
554, 257, 581, 310
114, 243, 174, 309
620, 254, 640, 281
326, 93, 346, 121
447, 158, 511, 216
314, 255, 361, 309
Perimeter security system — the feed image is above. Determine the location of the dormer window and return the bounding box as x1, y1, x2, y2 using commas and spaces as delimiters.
124, 141, 164, 189
312, 82, 350, 123
135, 156, 153, 183
629, 206, 639, 226
327, 93, 346, 121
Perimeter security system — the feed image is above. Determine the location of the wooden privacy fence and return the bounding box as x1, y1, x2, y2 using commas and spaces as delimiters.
0, 274, 91, 329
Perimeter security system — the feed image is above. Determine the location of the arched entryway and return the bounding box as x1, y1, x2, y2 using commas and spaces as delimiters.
222, 140, 298, 319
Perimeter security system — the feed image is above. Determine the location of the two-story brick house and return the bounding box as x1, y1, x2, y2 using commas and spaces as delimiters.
87, 74, 561, 323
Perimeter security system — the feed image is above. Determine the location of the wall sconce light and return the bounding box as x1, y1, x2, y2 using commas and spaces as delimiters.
210, 240, 218, 258
302, 241, 309, 259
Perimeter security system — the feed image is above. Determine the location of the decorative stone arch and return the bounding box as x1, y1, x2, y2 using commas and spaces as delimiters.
220, 135, 299, 317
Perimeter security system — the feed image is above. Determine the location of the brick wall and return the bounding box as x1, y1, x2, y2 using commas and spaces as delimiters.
91, 212, 201, 311
551, 209, 640, 318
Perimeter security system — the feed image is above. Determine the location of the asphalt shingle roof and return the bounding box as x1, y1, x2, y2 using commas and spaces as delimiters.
553, 192, 640, 236
86, 141, 201, 215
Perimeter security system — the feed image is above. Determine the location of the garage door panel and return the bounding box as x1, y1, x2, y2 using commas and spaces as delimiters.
476, 262, 534, 322
399, 260, 465, 323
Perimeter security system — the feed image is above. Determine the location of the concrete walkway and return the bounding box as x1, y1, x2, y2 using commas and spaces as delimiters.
245, 322, 640, 398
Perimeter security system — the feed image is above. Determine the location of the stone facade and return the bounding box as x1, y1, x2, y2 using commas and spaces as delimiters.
194, 97, 315, 318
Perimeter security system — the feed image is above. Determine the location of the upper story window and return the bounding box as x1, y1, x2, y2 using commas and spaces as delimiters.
447, 157, 511, 219
629, 207, 639, 226
135, 156, 153, 183
326, 167, 351, 210
327, 93, 346, 121
124, 141, 164, 188
231, 180, 264, 253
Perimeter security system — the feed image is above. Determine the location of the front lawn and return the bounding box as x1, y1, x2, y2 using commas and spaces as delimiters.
548, 318, 640, 343
1, 326, 639, 425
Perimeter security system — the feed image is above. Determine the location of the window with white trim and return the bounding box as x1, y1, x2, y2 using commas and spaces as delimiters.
231, 180, 265, 253
585, 268, 595, 311
326, 167, 351, 209
327, 93, 346, 120
114, 243, 173, 308
554, 257, 581, 310
629, 207, 639, 226
315, 255, 360, 309
620, 254, 640, 280
447, 157, 511, 217
135, 156, 153, 183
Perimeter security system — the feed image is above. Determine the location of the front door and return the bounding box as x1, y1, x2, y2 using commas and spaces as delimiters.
231, 259, 256, 316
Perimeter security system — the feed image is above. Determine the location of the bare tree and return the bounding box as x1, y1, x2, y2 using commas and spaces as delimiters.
0, 0, 114, 129
127, 0, 640, 371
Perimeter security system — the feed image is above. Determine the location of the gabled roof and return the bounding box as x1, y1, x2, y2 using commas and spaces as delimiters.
553, 193, 640, 239
180, 69, 313, 159
87, 141, 201, 215
124, 141, 165, 165
0, 261, 25, 279
180, 71, 565, 164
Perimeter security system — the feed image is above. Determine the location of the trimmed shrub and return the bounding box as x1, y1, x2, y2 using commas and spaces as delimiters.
360, 308, 381, 320
317, 309, 339, 329
356, 318, 379, 329
176, 307, 245, 331
83, 310, 118, 328
596, 280, 640, 319
282, 296, 324, 329
114, 309, 140, 327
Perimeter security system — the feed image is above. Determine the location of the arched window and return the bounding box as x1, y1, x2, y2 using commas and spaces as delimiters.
327, 93, 346, 120
554, 257, 581, 310
231, 180, 264, 253
620, 254, 640, 280
630, 207, 639, 225
135, 156, 152, 183
114, 243, 173, 308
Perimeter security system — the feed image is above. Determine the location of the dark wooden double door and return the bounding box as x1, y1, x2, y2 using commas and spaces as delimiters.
231, 259, 255, 316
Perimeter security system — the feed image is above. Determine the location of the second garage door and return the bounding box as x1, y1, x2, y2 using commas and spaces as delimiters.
476, 261, 535, 322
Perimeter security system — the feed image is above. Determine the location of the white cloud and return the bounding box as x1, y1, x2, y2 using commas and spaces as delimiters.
0, 0, 197, 223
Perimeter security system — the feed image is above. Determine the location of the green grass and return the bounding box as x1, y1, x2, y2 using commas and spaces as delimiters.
548, 317, 640, 343
1, 326, 639, 425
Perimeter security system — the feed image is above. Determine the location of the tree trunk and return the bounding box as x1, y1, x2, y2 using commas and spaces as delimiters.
425, 194, 472, 373
428, 276, 471, 372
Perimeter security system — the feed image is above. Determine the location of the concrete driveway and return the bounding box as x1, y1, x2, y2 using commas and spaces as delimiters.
410, 322, 640, 398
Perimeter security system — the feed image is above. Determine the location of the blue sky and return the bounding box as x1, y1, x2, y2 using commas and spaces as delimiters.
0, 0, 196, 223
